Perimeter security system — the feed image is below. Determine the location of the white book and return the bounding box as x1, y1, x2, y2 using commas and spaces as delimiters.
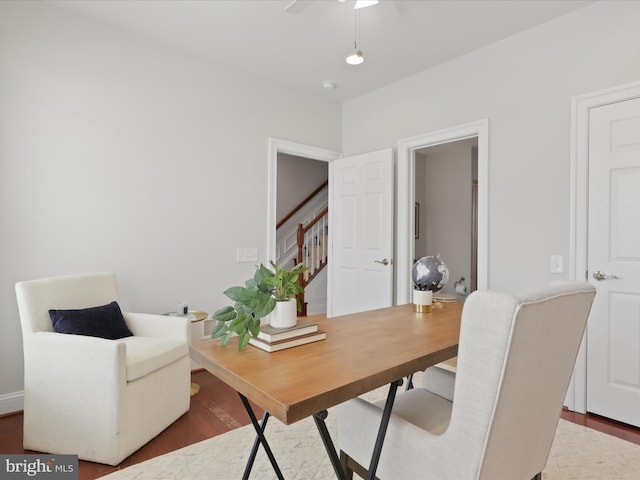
249, 330, 327, 353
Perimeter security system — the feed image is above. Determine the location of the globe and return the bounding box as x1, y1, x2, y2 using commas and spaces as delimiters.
412, 255, 450, 292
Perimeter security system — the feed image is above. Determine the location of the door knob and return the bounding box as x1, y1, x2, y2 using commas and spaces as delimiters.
374, 258, 390, 266
592, 270, 619, 281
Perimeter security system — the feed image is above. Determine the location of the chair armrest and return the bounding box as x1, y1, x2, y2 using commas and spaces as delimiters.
24, 332, 129, 438
25, 331, 126, 391
124, 312, 189, 343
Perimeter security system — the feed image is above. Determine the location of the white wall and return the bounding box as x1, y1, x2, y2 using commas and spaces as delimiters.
343, 0, 640, 294
0, 1, 341, 410
276, 154, 328, 222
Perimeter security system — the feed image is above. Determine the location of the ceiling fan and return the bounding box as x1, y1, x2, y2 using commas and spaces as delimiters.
284, 0, 379, 14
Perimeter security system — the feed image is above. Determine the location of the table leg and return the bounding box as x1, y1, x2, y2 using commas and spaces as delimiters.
243, 409, 270, 479
366, 379, 403, 480
313, 410, 348, 480
239, 394, 284, 480
405, 373, 414, 391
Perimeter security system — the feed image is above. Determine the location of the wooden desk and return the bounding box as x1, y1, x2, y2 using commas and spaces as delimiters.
190, 302, 462, 479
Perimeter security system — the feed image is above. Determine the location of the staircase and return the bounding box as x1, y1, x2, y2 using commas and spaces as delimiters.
275, 181, 328, 316
296, 206, 328, 316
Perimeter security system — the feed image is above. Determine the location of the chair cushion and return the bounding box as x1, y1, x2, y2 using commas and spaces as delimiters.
121, 336, 187, 382
377, 388, 454, 435
49, 301, 133, 340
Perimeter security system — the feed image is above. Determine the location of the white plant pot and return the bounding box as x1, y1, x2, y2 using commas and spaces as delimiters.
268, 298, 298, 329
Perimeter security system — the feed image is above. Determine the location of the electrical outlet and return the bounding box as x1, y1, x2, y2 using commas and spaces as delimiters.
237, 248, 258, 263
550, 255, 564, 274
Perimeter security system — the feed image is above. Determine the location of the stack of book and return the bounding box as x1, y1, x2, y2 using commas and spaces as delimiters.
248, 320, 326, 352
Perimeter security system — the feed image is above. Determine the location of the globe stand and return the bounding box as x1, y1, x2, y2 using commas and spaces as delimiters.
414, 303, 432, 313
413, 289, 433, 313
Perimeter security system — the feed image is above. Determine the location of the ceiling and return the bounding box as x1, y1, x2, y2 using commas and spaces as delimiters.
49, 0, 594, 102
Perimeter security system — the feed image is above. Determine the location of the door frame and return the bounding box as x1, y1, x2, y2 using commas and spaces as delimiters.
568, 80, 640, 413
396, 119, 490, 305
266, 137, 341, 267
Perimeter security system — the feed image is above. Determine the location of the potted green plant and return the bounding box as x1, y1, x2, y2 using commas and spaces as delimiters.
212, 261, 308, 350
262, 261, 308, 329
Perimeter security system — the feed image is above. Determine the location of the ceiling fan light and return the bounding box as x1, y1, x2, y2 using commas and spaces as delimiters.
346, 50, 364, 65
354, 0, 379, 9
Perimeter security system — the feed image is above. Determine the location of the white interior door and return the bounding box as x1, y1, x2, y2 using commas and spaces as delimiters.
328, 148, 394, 317
586, 97, 640, 427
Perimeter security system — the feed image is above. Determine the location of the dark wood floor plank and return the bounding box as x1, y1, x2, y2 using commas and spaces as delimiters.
1, 370, 639, 480
560, 408, 640, 446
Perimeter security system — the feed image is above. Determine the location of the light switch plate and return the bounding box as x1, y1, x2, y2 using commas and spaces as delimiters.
550, 255, 564, 274
237, 248, 258, 263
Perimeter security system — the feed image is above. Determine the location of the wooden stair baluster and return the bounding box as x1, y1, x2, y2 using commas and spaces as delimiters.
296, 223, 307, 317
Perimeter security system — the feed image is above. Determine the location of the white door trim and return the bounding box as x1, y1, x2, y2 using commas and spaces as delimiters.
568, 80, 640, 413
266, 137, 342, 264
396, 119, 490, 305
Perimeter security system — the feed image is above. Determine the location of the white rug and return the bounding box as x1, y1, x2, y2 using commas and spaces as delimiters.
101, 389, 640, 480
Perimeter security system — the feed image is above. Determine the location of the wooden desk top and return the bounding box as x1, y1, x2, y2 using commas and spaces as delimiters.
190, 302, 462, 424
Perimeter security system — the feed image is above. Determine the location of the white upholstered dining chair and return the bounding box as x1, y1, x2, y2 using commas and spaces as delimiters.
16, 272, 191, 465
339, 281, 596, 480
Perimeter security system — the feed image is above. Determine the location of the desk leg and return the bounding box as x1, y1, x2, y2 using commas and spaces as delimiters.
313, 410, 348, 480
405, 373, 414, 391
366, 379, 403, 480
239, 394, 284, 480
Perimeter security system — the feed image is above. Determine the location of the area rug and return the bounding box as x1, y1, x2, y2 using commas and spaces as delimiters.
102, 385, 640, 480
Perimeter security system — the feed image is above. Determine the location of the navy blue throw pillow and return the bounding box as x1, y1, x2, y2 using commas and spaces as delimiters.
49, 301, 133, 340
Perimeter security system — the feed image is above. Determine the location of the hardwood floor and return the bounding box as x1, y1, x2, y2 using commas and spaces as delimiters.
560, 407, 640, 446
1, 370, 639, 480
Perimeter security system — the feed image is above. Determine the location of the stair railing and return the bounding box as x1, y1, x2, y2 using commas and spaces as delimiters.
276, 180, 328, 230
295, 206, 328, 316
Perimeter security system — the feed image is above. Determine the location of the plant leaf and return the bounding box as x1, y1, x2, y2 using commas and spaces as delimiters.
248, 316, 261, 337
254, 296, 276, 319
213, 306, 236, 322
238, 331, 251, 351
229, 313, 247, 333
224, 286, 257, 303
220, 333, 230, 346
235, 303, 253, 317
261, 277, 278, 288
255, 264, 274, 282
211, 321, 228, 339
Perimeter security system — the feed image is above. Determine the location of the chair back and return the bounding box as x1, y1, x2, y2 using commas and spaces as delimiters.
16, 272, 118, 335
447, 281, 595, 480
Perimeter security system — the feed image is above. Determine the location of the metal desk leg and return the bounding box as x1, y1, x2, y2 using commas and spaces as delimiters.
405, 373, 414, 391
366, 379, 403, 480
239, 394, 284, 480
313, 410, 348, 480
243, 409, 270, 479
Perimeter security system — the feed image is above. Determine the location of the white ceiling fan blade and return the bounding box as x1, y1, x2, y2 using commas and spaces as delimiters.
284, 0, 308, 14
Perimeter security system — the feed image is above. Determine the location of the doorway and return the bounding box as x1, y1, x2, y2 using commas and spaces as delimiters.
396, 119, 489, 305
414, 138, 478, 298
569, 81, 640, 425
267, 138, 342, 315
276, 153, 329, 315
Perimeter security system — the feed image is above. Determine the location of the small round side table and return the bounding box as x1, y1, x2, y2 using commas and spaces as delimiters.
165, 310, 208, 396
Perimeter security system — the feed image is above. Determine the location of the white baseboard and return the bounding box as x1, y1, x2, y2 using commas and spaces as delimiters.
0, 390, 24, 415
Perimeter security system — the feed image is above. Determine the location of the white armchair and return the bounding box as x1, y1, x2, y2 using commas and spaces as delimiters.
339, 281, 596, 480
16, 272, 191, 465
